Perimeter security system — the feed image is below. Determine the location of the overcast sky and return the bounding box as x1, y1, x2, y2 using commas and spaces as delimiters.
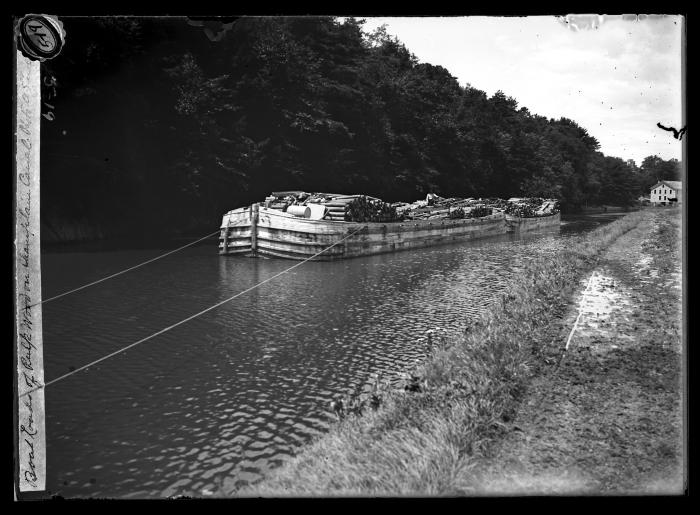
359, 15, 683, 167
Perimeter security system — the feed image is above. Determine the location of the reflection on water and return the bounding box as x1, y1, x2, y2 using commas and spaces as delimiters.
40, 213, 626, 498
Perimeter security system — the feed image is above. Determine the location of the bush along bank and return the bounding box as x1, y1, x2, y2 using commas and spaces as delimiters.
237, 211, 648, 497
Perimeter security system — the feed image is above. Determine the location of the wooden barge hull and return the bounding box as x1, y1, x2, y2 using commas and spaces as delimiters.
219, 206, 560, 260
505, 212, 562, 232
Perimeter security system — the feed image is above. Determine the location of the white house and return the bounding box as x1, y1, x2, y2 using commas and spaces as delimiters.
650, 180, 682, 205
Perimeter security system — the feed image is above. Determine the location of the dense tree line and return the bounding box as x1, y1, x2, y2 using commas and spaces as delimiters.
39, 17, 681, 241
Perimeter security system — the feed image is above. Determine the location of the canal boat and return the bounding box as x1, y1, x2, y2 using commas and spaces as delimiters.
219, 194, 561, 261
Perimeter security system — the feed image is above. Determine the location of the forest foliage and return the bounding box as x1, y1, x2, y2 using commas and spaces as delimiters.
39, 17, 682, 240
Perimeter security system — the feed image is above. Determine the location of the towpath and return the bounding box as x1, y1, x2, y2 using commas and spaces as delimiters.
461, 209, 685, 495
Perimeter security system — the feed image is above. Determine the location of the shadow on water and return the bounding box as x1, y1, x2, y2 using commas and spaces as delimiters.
39, 213, 625, 498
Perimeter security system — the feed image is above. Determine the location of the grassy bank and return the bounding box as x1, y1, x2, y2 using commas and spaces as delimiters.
235, 210, 651, 497
460, 208, 683, 494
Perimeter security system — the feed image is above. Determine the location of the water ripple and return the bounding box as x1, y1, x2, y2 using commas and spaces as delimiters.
40, 214, 623, 498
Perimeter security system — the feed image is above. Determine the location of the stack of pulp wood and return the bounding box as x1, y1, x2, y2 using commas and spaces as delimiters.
261, 191, 401, 223
400, 195, 494, 221
321, 195, 364, 221
504, 197, 560, 217
257, 192, 558, 222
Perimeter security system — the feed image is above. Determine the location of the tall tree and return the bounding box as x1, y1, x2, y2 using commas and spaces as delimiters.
40, 16, 649, 242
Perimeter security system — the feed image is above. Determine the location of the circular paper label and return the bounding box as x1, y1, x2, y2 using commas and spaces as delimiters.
17, 15, 65, 61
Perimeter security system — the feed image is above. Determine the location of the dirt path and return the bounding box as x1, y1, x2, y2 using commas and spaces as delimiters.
461, 210, 684, 495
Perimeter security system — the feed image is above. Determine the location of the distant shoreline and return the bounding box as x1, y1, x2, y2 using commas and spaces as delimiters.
40, 232, 219, 253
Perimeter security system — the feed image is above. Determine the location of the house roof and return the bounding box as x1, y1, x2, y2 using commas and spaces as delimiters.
651, 180, 682, 191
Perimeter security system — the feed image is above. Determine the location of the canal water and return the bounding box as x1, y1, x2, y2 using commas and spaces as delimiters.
39, 213, 627, 498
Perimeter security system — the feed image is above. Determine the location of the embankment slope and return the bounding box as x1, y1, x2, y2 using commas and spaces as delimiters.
235, 209, 683, 496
